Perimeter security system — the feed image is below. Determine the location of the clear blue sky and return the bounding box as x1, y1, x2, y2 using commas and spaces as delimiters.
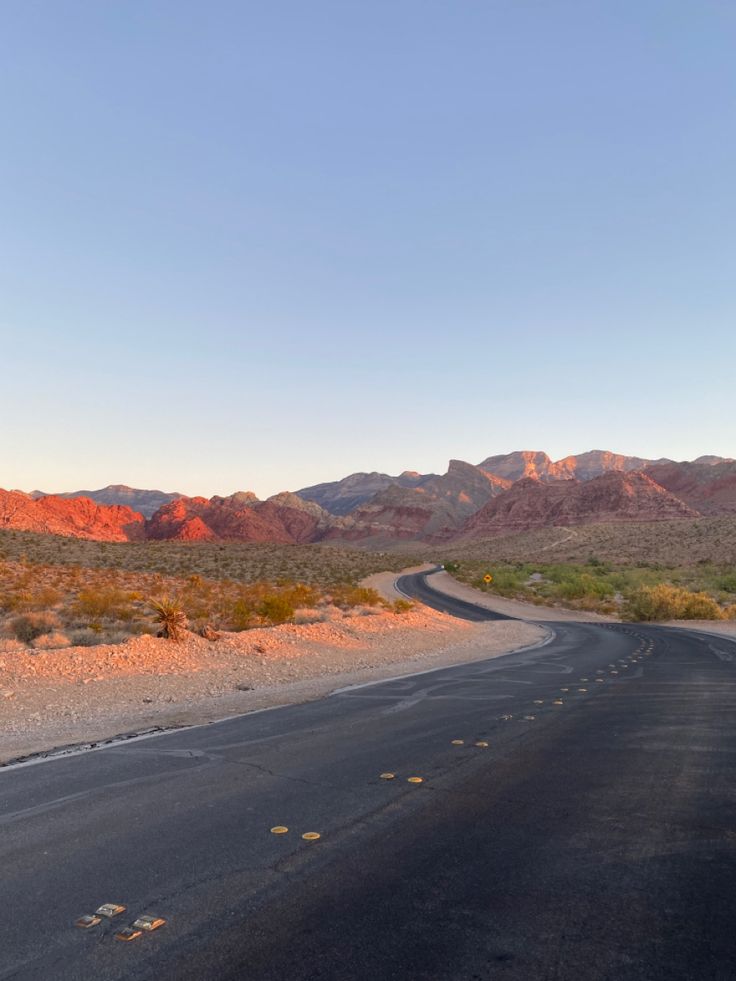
1, 1, 734, 497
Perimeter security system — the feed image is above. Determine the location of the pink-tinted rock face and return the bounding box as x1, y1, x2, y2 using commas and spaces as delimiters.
0, 489, 145, 541
145, 493, 331, 544
645, 461, 736, 515
455, 471, 699, 538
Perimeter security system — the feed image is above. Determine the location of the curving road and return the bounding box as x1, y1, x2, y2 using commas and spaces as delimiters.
2, 571, 736, 980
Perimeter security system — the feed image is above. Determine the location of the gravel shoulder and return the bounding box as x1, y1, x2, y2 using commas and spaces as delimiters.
0, 601, 545, 764
660, 620, 736, 639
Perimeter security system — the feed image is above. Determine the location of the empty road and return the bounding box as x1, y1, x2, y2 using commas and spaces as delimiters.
2, 571, 736, 980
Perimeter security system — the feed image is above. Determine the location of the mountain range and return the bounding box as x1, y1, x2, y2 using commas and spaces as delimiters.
3, 451, 735, 545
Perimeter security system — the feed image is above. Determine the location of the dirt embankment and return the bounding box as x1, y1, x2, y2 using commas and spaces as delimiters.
0, 603, 545, 764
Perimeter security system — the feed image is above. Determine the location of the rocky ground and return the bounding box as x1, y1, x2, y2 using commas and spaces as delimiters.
0, 602, 545, 764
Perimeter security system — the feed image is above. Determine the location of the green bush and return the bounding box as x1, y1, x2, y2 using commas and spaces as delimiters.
230, 597, 255, 631
258, 594, 295, 625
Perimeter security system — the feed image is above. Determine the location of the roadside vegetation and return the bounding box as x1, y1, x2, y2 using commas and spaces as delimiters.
443, 558, 736, 621
0, 530, 417, 587
0, 533, 415, 651
440, 517, 736, 567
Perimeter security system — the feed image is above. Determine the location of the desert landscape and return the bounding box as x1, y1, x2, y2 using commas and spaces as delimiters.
3, 448, 736, 762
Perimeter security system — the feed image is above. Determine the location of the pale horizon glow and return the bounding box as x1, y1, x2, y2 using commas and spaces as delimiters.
2, 1, 734, 500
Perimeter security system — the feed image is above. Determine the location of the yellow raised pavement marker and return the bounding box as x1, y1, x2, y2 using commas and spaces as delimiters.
75, 915, 101, 929
553, 699, 564, 705
380, 772, 395, 780
132, 916, 166, 932
115, 928, 143, 942
475, 741, 489, 747
302, 832, 321, 841
96, 904, 126, 918
270, 826, 289, 835
407, 776, 424, 784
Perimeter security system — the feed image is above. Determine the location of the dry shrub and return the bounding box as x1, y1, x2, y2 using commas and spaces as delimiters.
32, 631, 71, 650
69, 628, 103, 647
330, 586, 382, 609
293, 609, 320, 624
626, 584, 723, 621
9, 612, 61, 643
72, 587, 133, 621
391, 599, 414, 614
0, 638, 24, 654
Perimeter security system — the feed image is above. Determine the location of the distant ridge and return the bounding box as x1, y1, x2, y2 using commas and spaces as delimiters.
31, 484, 182, 518
5, 450, 735, 544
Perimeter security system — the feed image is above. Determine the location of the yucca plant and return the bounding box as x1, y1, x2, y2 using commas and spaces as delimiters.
149, 597, 188, 641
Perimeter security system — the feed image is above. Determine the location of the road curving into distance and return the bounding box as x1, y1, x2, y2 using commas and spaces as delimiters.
2, 570, 736, 980
396, 566, 514, 621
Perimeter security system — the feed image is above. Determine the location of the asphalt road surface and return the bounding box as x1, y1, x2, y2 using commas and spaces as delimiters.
2, 572, 736, 980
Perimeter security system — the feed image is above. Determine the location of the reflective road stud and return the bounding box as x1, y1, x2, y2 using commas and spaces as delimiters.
407, 776, 423, 784
132, 916, 166, 932
533, 699, 544, 705
75, 915, 101, 929
302, 832, 321, 841
380, 772, 395, 780
96, 904, 126, 918
553, 699, 564, 705
475, 741, 489, 747
451, 739, 464, 746
270, 826, 289, 835
115, 928, 142, 942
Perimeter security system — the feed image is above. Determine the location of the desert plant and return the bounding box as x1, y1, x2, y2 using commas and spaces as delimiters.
330, 585, 382, 609
258, 594, 295, 625
679, 591, 724, 620
9, 612, 60, 643
626, 584, 723, 621
149, 597, 188, 641
32, 631, 71, 649
391, 599, 414, 614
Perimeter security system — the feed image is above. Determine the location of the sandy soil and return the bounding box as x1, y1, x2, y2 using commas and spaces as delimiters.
0, 604, 546, 764
661, 621, 736, 640
424, 570, 620, 622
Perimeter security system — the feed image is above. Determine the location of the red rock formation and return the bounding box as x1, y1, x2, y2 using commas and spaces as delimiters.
325, 460, 512, 542
145, 492, 336, 544
645, 461, 736, 515
477, 450, 672, 483
455, 471, 699, 538
0, 489, 145, 541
